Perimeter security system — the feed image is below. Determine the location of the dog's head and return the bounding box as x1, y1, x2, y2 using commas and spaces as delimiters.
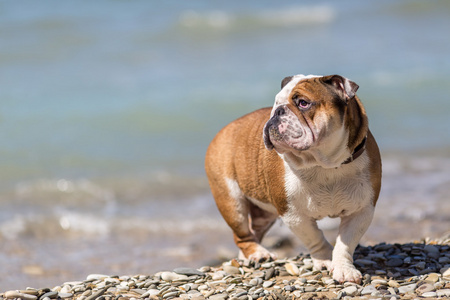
263, 74, 368, 168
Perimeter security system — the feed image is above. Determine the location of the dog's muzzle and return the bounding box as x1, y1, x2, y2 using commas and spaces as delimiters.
263, 106, 296, 150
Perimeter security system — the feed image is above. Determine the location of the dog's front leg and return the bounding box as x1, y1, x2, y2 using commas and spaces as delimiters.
331, 205, 375, 283
282, 215, 333, 270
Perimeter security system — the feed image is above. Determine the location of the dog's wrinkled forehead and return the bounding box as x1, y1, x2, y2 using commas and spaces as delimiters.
271, 74, 321, 115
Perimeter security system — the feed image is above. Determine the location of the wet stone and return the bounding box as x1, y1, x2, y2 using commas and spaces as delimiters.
354, 259, 376, 266
439, 257, 450, 264
386, 258, 403, 267
424, 244, 440, 254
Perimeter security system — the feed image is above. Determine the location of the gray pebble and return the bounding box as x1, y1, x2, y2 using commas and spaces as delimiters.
223, 265, 240, 275
437, 289, 450, 297
261, 262, 273, 268
361, 285, 377, 295
284, 285, 292, 292
341, 285, 359, 296
86, 274, 109, 281
262, 281, 274, 288
292, 291, 301, 298
264, 268, 275, 280
234, 291, 247, 297
249, 278, 262, 286
421, 291, 438, 298
387, 287, 398, 295
397, 283, 417, 294
161, 271, 188, 282
304, 286, 317, 292
40, 291, 58, 299
416, 283, 435, 294
4, 291, 37, 300
209, 294, 228, 300
371, 279, 388, 285
173, 267, 205, 277
163, 291, 179, 299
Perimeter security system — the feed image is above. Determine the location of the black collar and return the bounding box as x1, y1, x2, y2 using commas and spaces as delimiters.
342, 136, 367, 165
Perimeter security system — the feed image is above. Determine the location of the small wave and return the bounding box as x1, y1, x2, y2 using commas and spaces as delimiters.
178, 5, 336, 30
13, 178, 117, 214
0, 212, 226, 240
257, 5, 336, 27
179, 10, 234, 29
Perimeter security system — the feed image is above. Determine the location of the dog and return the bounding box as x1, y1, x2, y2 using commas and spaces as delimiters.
205, 74, 381, 283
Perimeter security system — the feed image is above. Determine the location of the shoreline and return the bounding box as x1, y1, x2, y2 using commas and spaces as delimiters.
2, 236, 450, 300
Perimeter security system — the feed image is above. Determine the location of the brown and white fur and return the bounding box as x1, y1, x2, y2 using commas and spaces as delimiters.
205, 74, 382, 283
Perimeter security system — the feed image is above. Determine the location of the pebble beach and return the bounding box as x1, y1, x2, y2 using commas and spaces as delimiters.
3, 235, 450, 300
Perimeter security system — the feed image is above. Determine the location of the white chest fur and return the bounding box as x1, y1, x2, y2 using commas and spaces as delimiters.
283, 152, 373, 221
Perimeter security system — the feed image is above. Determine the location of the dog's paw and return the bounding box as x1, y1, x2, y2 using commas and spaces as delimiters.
331, 263, 362, 283
312, 257, 332, 271
241, 245, 277, 262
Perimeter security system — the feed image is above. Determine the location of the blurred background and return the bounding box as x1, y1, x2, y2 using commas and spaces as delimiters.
1, 0, 450, 290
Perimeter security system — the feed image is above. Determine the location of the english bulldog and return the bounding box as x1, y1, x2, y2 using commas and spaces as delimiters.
205, 74, 381, 283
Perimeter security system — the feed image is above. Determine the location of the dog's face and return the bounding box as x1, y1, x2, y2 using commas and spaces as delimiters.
263, 74, 360, 158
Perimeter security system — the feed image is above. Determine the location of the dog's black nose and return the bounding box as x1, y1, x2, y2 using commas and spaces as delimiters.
274, 106, 285, 116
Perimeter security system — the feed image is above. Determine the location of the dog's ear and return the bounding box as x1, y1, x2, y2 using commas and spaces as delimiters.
345, 90, 369, 154
323, 75, 359, 101
281, 76, 293, 89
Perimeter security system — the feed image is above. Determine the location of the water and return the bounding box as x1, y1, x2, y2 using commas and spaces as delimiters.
1, 0, 450, 290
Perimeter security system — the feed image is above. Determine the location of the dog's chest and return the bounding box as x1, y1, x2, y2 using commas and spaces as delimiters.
283, 156, 373, 220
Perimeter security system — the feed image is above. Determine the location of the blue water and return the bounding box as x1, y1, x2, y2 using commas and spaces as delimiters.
1, 0, 450, 290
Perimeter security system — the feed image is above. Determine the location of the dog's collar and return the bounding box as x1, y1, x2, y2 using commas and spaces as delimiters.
342, 136, 367, 165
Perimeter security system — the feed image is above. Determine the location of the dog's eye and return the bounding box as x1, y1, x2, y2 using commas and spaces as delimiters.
298, 99, 311, 110
292, 95, 312, 110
